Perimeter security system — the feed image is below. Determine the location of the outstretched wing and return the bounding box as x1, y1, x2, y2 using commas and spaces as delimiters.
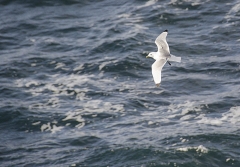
155, 30, 170, 54
151, 59, 167, 86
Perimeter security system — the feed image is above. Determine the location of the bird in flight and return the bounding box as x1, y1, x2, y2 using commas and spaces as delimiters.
146, 30, 181, 87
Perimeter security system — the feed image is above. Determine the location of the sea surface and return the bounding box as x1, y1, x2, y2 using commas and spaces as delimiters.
1, 0, 240, 166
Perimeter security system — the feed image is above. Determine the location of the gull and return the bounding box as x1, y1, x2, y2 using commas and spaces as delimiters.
146, 30, 181, 87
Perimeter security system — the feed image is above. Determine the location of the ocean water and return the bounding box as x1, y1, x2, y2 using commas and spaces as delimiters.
1, 0, 240, 166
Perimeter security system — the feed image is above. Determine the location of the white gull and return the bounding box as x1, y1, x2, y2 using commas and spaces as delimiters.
146, 30, 181, 87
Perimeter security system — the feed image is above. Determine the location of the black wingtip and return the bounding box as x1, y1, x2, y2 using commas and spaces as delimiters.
164, 29, 168, 32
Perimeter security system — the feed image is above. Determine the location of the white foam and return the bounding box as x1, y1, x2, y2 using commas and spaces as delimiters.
52, 120, 58, 124
40, 122, 64, 133
15, 72, 125, 133
226, 158, 234, 162
177, 145, 208, 153
28, 97, 60, 110
82, 100, 125, 113
50, 61, 56, 64
55, 62, 66, 69
32, 121, 41, 125
167, 101, 240, 128
197, 117, 222, 126
30, 38, 36, 43
221, 106, 240, 125
168, 100, 199, 114
225, 3, 240, 20
99, 59, 118, 71
180, 114, 195, 121
148, 121, 154, 125
76, 92, 88, 101
41, 123, 51, 132
73, 64, 84, 71
15, 74, 95, 102
44, 38, 56, 44
62, 111, 85, 122
137, 0, 157, 9
180, 138, 188, 143
117, 13, 131, 19
51, 125, 64, 134
196, 145, 209, 153
196, 106, 240, 127
75, 122, 85, 129
177, 147, 188, 152
47, 97, 60, 108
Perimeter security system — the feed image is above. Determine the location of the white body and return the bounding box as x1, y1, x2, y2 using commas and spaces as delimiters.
147, 30, 181, 86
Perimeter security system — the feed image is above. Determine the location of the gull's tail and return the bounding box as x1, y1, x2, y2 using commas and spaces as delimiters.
169, 54, 181, 63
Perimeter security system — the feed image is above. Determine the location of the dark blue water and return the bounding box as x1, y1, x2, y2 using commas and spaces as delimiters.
1, 0, 240, 166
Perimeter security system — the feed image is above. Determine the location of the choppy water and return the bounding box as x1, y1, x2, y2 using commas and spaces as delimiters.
1, 0, 240, 166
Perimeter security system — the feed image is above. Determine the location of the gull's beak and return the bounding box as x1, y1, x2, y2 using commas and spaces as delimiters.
146, 54, 150, 58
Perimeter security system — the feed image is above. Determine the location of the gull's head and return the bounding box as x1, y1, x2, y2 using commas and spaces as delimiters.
146, 52, 154, 59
